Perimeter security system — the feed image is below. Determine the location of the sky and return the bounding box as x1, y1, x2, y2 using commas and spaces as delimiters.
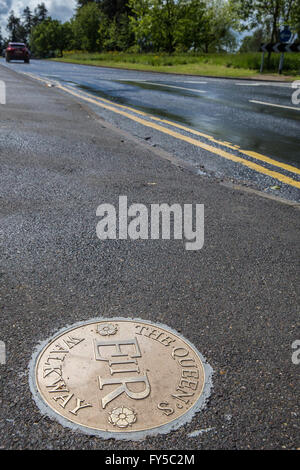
0, 0, 77, 37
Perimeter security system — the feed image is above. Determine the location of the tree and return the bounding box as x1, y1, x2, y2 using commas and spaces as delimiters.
33, 3, 49, 27
129, 0, 179, 53
129, 0, 238, 53
175, 0, 207, 52
30, 18, 73, 57
291, 0, 300, 37
99, 12, 133, 51
239, 28, 267, 52
128, 0, 154, 51
22, 7, 34, 42
98, 0, 131, 20
201, 0, 239, 53
6, 11, 23, 42
56, 22, 74, 55
152, 0, 179, 53
77, 0, 100, 7
0, 27, 4, 52
72, 3, 102, 51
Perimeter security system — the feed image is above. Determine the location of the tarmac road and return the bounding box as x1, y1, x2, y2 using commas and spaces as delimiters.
1, 58, 300, 203
0, 65, 299, 450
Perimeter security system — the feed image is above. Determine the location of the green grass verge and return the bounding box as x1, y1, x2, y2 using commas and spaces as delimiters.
52, 52, 300, 80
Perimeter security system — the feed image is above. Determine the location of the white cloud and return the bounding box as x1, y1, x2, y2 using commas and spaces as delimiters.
0, 0, 77, 37
0, 1, 13, 15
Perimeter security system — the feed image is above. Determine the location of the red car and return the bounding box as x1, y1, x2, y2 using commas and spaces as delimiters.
5, 43, 30, 63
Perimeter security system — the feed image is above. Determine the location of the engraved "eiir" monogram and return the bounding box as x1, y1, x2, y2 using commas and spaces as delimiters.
94, 338, 151, 408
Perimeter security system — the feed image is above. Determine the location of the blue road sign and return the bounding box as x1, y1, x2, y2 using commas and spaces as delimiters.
280, 26, 292, 43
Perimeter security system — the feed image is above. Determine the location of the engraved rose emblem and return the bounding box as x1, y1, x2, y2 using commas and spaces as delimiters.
108, 406, 137, 428
97, 323, 118, 336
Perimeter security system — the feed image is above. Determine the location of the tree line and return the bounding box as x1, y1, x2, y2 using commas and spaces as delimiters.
0, 0, 299, 57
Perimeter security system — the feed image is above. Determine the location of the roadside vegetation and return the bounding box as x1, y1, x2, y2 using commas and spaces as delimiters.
1, 1, 300, 78
54, 50, 300, 78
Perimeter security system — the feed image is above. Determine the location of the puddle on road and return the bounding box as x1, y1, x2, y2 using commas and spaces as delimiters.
115, 80, 205, 97
74, 82, 193, 126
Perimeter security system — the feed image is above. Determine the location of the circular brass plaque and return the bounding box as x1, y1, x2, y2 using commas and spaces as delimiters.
32, 319, 212, 438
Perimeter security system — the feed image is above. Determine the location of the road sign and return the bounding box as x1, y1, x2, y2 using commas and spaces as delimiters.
280, 26, 292, 43
260, 43, 300, 53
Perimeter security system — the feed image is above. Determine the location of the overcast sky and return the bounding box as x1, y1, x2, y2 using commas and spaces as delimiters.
0, 0, 77, 36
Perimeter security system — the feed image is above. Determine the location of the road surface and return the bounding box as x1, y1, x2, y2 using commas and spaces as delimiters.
1, 59, 300, 202
0, 64, 299, 450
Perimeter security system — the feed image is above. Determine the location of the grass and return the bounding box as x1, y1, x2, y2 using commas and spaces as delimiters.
52, 51, 300, 80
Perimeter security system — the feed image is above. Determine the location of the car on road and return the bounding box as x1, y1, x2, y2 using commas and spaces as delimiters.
5, 43, 30, 63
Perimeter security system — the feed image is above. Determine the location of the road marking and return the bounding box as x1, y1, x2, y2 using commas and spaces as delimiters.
250, 99, 300, 111
118, 79, 207, 92
117, 79, 147, 82
21, 71, 300, 187
182, 81, 208, 84
236, 83, 260, 87
236, 83, 291, 88
118, 79, 208, 89
148, 118, 300, 177
139, 81, 206, 93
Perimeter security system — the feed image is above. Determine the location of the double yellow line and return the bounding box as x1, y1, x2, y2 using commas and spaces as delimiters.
24, 71, 300, 189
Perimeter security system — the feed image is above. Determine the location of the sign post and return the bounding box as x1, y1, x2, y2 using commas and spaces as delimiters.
279, 52, 285, 74
260, 52, 265, 73
260, 41, 300, 74
278, 27, 292, 74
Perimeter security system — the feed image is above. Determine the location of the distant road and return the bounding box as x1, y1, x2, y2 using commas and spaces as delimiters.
1, 59, 300, 200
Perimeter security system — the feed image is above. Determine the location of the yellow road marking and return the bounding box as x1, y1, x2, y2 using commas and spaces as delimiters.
22, 71, 300, 188
151, 118, 300, 176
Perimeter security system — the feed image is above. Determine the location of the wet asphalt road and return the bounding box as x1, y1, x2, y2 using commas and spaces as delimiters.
1, 59, 300, 205
1, 58, 300, 166
0, 65, 299, 450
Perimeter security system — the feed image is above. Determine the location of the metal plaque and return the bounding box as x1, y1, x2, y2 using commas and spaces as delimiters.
31, 319, 212, 438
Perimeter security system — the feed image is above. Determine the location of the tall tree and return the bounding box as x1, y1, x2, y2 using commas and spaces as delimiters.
72, 3, 102, 51
30, 18, 73, 57
22, 7, 34, 42
77, 0, 99, 7
98, 0, 131, 20
6, 11, 22, 41
202, 0, 239, 53
174, 0, 207, 52
33, 3, 49, 27
291, 0, 300, 37
0, 27, 4, 51
129, 0, 179, 53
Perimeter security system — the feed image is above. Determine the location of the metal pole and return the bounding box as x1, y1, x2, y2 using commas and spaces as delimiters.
260, 52, 265, 73
279, 52, 285, 74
